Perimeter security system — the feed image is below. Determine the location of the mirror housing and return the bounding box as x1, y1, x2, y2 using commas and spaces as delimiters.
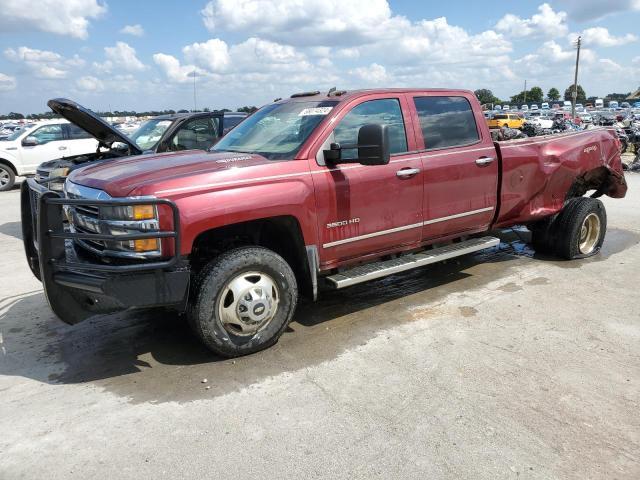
22, 136, 39, 147
323, 123, 390, 166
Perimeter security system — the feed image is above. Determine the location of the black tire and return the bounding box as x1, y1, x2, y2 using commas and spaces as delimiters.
188, 246, 298, 357
549, 197, 607, 259
0, 163, 16, 192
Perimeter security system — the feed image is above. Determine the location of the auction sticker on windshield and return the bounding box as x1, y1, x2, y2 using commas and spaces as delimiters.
298, 107, 333, 116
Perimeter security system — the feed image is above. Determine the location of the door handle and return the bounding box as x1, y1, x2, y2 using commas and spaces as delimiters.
396, 167, 421, 178
58, 146, 68, 151
475, 156, 495, 167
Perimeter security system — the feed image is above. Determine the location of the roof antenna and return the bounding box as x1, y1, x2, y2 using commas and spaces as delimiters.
328, 87, 336, 96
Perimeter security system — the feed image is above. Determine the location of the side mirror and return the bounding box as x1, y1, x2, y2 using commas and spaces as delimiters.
357, 124, 390, 166
22, 136, 39, 147
323, 123, 390, 166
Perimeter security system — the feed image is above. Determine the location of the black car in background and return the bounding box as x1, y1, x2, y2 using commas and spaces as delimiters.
36, 98, 247, 190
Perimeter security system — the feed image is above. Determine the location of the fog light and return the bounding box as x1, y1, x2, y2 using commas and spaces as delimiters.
133, 238, 159, 252
132, 205, 155, 220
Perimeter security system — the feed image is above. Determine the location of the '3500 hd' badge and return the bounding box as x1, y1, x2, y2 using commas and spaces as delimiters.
326, 218, 360, 228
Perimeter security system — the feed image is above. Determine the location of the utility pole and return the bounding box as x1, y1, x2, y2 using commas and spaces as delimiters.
193, 70, 197, 112
571, 36, 581, 119
523, 79, 527, 106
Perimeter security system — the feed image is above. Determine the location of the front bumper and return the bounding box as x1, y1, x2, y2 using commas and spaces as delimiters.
21, 179, 190, 325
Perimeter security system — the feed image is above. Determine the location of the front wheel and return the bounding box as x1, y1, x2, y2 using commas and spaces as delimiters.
188, 246, 298, 357
0, 164, 16, 192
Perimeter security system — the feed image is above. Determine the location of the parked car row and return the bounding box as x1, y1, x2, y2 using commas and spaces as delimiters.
0, 100, 247, 191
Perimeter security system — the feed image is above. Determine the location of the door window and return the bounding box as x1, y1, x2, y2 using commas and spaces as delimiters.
66, 124, 93, 139
333, 99, 408, 160
29, 124, 64, 144
171, 118, 219, 151
413, 96, 480, 150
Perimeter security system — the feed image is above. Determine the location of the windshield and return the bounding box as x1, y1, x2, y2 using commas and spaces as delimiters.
129, 119, 173, 150
211, 101, 338, 160
5, 126, 30, 141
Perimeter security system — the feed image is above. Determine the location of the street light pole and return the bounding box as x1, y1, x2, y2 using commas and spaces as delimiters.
571, 36, 581, 119
523, 79, 527, 106
193, 70, 197, 112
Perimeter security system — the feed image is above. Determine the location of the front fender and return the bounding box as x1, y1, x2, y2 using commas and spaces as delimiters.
173, 178, 318, 255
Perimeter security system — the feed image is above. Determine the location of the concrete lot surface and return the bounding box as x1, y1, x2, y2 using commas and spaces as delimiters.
0, 176, 639, 479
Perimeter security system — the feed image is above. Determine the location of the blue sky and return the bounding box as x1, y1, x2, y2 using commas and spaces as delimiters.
1, 0, 639, 113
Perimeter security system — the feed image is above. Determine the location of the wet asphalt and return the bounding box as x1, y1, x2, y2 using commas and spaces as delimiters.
1, 173, 639, 479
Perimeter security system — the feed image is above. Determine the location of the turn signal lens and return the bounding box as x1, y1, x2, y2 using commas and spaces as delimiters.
132, 204, 155, 220
133, 238, 159, 252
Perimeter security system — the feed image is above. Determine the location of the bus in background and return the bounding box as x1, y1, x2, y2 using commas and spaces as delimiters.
595, 98, 604, 109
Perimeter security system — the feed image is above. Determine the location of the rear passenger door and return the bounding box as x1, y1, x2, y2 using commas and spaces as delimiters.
64, 124, 99, 157
409, 94, 498, 240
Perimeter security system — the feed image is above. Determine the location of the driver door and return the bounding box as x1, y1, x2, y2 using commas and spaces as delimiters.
20, 124, 69, 173
309, 95, 424, 267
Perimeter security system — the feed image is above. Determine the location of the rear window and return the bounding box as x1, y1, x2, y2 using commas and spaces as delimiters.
222, 116, 244, 135
494, 114, 508, 119
413, 96, 480, 150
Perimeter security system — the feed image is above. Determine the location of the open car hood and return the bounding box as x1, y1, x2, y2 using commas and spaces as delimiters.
47, 98, 142, 155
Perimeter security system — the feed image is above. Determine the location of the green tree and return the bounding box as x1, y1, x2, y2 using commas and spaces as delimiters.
547, 88, 560, 101
237, 106, 258, 113
528, 86, 543, 103
564, 85, 586, 103
474, 88, 501, 107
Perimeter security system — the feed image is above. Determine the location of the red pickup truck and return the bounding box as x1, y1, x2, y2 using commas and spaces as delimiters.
22, 88, 627, 357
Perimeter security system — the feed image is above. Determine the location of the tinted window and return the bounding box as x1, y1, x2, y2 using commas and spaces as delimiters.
30, 124, 64, 144
171, 118, 219, 151
333, 99, 407, 160
222, 116, 244, 135
413, 96, 480, 150
67, 124, 92, 139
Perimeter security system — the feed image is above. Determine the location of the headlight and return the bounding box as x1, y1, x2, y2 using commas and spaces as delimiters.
101, 204, 157, 221
47, 167, 70, 191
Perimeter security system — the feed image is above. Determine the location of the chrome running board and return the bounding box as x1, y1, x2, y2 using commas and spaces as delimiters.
325, 236, 500, 289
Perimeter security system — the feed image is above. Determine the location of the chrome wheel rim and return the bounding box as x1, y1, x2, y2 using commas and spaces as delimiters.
217, 271, 279, 336
0, 167, 9, 187
579, 213, 601, 255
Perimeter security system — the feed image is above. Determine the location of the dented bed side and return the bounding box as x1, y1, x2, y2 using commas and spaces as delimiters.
493, 128, 627, 228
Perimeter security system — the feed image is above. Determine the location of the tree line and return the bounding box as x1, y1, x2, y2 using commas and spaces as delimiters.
474, 86, 633, 107
0, 105, 259, 121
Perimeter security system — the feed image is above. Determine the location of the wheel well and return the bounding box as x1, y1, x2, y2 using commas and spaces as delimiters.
0, 158, 17, 175
190, 216, 312, 298
565, 166, 621, 200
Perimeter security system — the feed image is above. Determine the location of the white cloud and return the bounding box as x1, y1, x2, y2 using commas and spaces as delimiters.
76, 75, 104, 92
0, 73, 17, 92
349, 63, 388, 84
496, 3, 567, 38
0, 0, 106, 39
120, 24, 144, 36
555, 0, 640, 21
201, 0, 402, 46
182, 39, 230, 72
570, 27, 638, 47
95, 42, 146, 73
4, 46, 74, 79
153, 53, 202, 83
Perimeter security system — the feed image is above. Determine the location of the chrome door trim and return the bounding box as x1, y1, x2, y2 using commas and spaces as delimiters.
322, 222, 423, 248
322, 207, 495, 248
423, 206, 494, 225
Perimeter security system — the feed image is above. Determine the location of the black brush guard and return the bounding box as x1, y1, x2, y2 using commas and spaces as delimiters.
21, 178, 190, 325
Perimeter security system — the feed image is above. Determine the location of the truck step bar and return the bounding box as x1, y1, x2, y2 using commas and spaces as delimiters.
325, 236, 500, 289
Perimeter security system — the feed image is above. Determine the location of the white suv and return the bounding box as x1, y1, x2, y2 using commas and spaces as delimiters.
0, 119, 97, 191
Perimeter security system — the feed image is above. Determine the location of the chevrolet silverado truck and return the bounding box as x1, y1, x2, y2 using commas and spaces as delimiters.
34, 98, 247, 192
22, 88, 627, 357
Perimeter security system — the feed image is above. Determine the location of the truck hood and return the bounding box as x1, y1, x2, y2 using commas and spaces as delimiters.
47, 98, 142, 155
67, 150, 277, 197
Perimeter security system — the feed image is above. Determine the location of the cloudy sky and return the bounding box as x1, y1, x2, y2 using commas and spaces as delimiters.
1, 0, 639, 113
